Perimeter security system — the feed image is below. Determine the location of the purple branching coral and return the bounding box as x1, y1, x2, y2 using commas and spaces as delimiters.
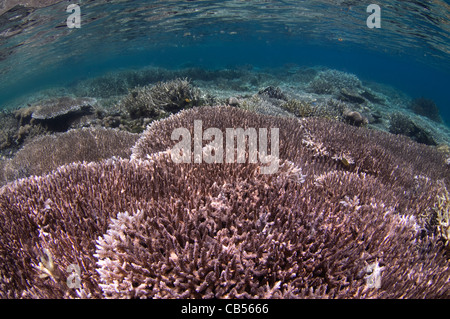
1, 127, 139, 186
133, 106, 450, 217
0, 106, 449, 298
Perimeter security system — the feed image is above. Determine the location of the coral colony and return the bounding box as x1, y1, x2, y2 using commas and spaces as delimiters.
1, 106, 449, 298
0, 0, 448, 299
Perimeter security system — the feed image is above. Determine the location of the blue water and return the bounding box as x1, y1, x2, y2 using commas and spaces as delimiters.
0, 0, 449, 121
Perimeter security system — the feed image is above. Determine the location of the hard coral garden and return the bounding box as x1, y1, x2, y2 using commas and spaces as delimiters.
1, 127, 139, 185
0, 106, 449, 299
122, 78, 205, 119
307, 69, 362, 95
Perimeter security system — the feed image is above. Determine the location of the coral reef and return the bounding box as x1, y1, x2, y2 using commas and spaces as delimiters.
31, 97, 96, 121
0, 111, 19, 151
280, 99, 342, 120
0, 82, 449, 299
342, 109, 368, 127
409, 97, 443, 123
1, 150, 448, 298
389, 112, 437, 146
121, 78, 205, 119
1, 127, 139, 186
338, 88, 366, 104
1, 79, 209, 157
257, 86, 288, 101
72, 67, 174, 98
1, 107, 449, 298
307, 69, 362, 95
21, 97, 98, 132
94, 163, 447, 298
133, 107, 448, 218
5, 66, 444, 152
0, 109, 47, 154
280, 99, 317, 117
239, 95, 292, 118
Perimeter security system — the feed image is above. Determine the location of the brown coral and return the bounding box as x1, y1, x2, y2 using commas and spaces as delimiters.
0, 106, 449, 299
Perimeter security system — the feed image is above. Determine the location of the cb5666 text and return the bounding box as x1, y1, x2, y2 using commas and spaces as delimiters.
225, 304, 269, 314
181, 303, 268, 316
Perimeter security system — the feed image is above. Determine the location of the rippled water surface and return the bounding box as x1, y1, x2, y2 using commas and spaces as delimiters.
0, 0, 449, 119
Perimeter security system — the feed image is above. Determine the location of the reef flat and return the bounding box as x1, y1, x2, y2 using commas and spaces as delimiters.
0, 66, 449, 298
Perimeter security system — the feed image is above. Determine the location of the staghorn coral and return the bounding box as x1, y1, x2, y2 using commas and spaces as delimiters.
134, 105, 449, 241
94, 167, 448, 299
133, 107, 448, 212
300, 116, 448, 217
1, 127, 139, 185
121, 78, 204, 119
0, 106, 449, 299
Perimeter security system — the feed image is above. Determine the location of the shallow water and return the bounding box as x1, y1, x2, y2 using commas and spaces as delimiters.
1, 1, 450, 300
0, 1, 449, 118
